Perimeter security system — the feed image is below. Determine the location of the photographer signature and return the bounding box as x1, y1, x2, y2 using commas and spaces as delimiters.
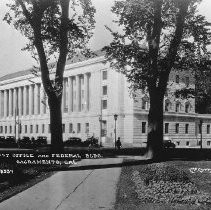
189, 167, 211, 174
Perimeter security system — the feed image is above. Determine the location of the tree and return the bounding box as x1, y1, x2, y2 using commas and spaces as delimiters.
103, 0, 211, 159
4, 0, 95, 151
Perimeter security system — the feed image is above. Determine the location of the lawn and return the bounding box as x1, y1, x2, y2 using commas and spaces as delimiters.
114, 159, 211, 210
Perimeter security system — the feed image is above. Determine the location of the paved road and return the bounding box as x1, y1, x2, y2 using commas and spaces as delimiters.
0, 158, 123, 210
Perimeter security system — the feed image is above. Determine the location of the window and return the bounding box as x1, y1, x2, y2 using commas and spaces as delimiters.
175, 102, 180, 112
186, 141, 189, 146
102, 71, 107, 80
185, 103, 190, 113
102, 100, 107, 109
176, 75, 179, 83
207, 141, 211, 146
165, 100, 171, 112
10, 126, 12, 134
0, 126, 3, 133
142, 122, 146, 134
48, 124, 51, 133
62, 124, 65, 133
199, 124, 202, 134
25, 125, 27, 133
77, 123, 81, 133
36, 125, 39, 133
207, 125, 210, 134
69, 123, 73, 133
142, 99, 148, 110
175, 123, 179, 133
30, 125, 33, 133
85, 123, 89, 134
102, 121, 107, 137
185, 124, 189, 134
42, 124, 45, 133
5, 126, 7, 134
164, 123, 169, 134
102, 86, 107, 95
185, 76, 189, 87
19, 125, 21, 133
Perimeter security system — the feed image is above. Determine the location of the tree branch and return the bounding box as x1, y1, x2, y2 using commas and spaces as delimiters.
55, 0, 70, 83
166, 0, 190, 68
158, 0, 190, 94
17, 0, 33, 26
147, 0, 163, 86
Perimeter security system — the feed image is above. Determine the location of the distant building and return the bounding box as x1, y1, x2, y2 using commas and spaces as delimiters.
0, 51, 211, 147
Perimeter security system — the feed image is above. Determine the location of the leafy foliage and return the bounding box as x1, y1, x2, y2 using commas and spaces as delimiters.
3, 0, 95, 63
103, 0, 211, 94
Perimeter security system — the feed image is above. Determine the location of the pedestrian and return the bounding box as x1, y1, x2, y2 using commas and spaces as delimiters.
116, 137, 122, 150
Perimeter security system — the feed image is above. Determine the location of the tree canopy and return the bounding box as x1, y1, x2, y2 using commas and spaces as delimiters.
103, 0, 211, 93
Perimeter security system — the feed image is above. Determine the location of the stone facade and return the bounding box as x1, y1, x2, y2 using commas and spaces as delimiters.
0, 52, 211, 147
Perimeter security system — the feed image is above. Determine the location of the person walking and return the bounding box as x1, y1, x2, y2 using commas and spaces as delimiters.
116, 137, 122, 150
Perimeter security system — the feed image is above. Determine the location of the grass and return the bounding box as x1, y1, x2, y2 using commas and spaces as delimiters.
114, 160, 211, 210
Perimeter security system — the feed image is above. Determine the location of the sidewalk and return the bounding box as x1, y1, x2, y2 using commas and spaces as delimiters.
0, 157, 133, 210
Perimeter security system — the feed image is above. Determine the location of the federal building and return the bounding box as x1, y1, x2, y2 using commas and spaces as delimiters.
0, 51, 211, 147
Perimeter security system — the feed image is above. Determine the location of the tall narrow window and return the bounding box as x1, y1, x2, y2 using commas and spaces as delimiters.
42, 124, 45, 133
36, 125, 39, 133
102, 86, 107, 95
175, 102, 180, 112
175, 123, 179, 133
142, 122, 146, 134
85, 123, 89, 134
102, 71, 107, 80
164, 123, 169, 134
185, 124, 189, 134
102, 100, 107, 109
207, 124, 210, 134
165, 100, 171, 112
30, 125, 33, 133
77, 123, 81, 133
69, 123, 73, 133
185, 102, 190, 113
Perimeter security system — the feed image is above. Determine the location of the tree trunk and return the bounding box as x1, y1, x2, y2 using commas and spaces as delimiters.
48, 95, 63, 152
146, 92, 164, 160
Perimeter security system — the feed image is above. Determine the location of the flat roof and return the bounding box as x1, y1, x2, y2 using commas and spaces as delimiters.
0, 50, 105, 82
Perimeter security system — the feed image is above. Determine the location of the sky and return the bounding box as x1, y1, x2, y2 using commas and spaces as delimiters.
0, 0, 211, 78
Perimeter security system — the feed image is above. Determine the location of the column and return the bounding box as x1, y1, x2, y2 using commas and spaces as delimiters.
13, 88, 17, 117
34, 84, 38, 115
18, 87, 22, 116
0, 90, 4, 118
68, 77, 73, 113
40, 86, 44, 115
29, 85, 32, 115
84, 73, 88, 112
76, 75, 80, 112
4, 90, 7, 118
9, 89, 12, 117
23, 86, 27, 116
0, 91, 2, 118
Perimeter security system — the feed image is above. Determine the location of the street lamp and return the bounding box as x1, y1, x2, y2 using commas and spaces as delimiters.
114, 114, 118, 149
200, 119, 203, 149
99, 115, 102, 146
